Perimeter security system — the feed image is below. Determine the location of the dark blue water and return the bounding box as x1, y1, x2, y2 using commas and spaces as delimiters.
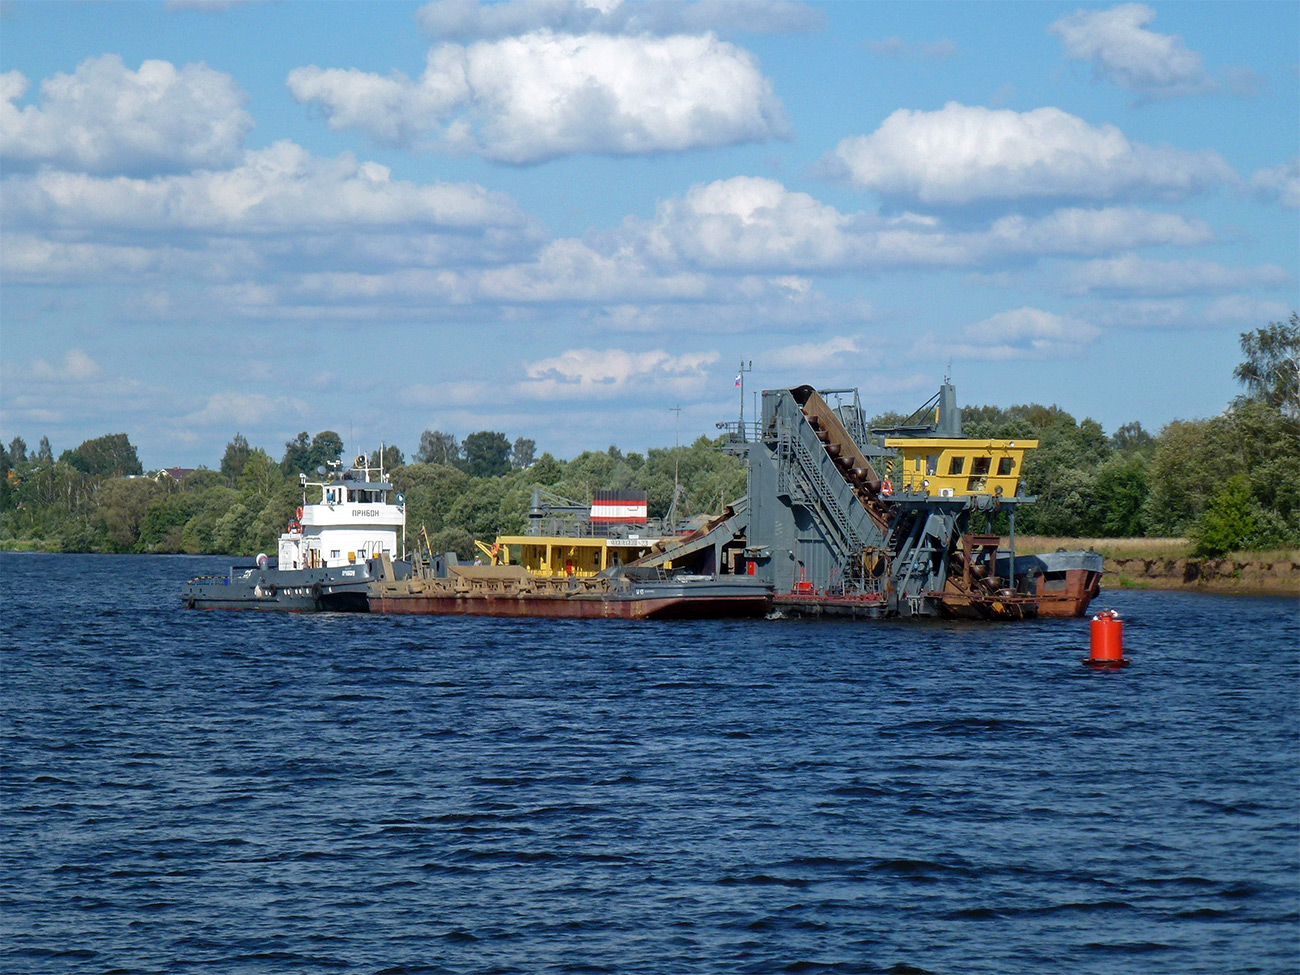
2, 553, 1297, 974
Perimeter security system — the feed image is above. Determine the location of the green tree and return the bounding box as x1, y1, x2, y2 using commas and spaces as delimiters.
35, 436, 53, 463
281, 432, 312, 474
237, 449, 284, 506
462, 430, 511, 478
1234, 313, 1298, 417
7, 437, 27, 466
369, 445, 405, 470
392, 463, 471, 535
95, 477, 159, 551
138, 490, 204, 552
1111, 421, 1155, 455
1190, 476, 1257, 557
511, 437, 536, 470
61, 433, 142, 477
220, 434, 251, 480
414, 429, 460, 466
308, 431, 345, 471
1093, 453, 1148, 537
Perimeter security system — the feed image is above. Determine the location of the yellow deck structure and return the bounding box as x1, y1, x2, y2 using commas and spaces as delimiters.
883, 437, 1038, 497
475, 534, 662, 578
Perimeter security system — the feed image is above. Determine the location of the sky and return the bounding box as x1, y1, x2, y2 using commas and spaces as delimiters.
1, 0, 1296, 470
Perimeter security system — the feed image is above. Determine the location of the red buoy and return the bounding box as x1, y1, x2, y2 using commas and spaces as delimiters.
1086, 610, 1129, 668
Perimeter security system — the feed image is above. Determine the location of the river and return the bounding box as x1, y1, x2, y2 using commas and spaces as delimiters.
2, 553, 1296, 974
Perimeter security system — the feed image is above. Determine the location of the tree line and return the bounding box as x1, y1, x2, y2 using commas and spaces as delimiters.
2, 316, 1296, 559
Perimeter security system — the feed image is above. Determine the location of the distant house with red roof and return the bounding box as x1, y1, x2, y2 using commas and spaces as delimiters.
154, 467, 196, 483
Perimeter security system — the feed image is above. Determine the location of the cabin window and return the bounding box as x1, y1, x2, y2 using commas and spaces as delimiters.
971, 457, 991, 476
926, 455, 938, 476
948, 456, 966, 475
998, 457, 1015, 476
331, 550, 341, 560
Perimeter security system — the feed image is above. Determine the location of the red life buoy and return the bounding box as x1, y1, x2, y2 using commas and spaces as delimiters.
296, 506, 304, 520
880, 480, 894, 497
287, 519, 301, 535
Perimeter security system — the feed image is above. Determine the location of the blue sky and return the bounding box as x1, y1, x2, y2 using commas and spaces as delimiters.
2, 0, 1296, 470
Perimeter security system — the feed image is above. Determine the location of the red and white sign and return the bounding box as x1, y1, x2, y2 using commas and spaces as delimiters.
590, 498, 648, 523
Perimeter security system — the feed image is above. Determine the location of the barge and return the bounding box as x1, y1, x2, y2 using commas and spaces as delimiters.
369, 563, 771, 619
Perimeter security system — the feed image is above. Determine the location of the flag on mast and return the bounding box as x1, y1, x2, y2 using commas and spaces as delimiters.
734, 373, 742, 387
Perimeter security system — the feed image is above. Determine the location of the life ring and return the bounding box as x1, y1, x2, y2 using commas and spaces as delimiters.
296, 506, 304, 520
879, 480, 894, 497
287, 518, 302, 534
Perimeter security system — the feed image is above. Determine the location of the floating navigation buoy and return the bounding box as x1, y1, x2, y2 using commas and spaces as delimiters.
1085, 609, 1129, 668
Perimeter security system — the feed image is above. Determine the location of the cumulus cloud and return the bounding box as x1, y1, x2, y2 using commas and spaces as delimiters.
2, 140, 531, 235
820, 102, 1234, 205
517, 347, 720, 400
1049, 3, 1212, 99
765, 335, 865, 370
984, 206, 1213, 253
416, 0, 822, 39
1249, 157, 1300, 209
1063, 254, 1292, 296
627, 176, 1218, 272
914, 307, 1100, 361
30, 348, 103, 382
0, 56, 252, 174
288, 31, 787, 162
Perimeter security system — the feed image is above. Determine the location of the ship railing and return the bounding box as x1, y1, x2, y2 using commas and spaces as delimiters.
524, 517, 669, 539
714, 420, 762, 443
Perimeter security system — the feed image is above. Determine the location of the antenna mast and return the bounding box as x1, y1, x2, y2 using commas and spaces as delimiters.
737, 360, 752, 436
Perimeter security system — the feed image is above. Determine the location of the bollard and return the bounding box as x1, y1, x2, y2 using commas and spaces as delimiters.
1085, 609, 1129, 668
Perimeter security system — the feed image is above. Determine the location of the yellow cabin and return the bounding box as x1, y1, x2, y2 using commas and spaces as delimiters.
476, 534, 662, 578
882, 438, 1038, 497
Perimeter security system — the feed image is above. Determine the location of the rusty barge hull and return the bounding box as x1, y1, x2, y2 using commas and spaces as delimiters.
369, 565, 772, 620
369, 592, 769, 620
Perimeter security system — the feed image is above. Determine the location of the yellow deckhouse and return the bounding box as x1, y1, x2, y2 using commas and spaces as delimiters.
883, 437, 1038, 497
474, 487, 670, 578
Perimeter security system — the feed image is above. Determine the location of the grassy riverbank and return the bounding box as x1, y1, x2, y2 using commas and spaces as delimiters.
1009, 536, 1300, 596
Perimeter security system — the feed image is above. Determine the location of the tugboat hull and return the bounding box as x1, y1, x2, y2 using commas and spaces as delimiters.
181, 559, 402, 612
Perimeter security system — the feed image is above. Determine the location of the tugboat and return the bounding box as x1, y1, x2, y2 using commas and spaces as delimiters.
181, 454, 410, 611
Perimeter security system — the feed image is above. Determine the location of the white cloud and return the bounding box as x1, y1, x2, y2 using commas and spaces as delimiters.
517, 347, 719, 399
416, 0, 821, 39
1064, 254, 1292, 296
914, 307, 1099, 361
183, 391, 310, 428
765, 335, 864, 370
1085, 296, 1295, 330
636, 176, 883, 270
628, 176, 1218, 272
0, 56, 252, 174
1249, 157, 1300, 209
30, 348, 103, 382
1200, 296, 1294, 326
866, 37, 958, 60
1049, 3, 1212, 99
821, 102, 1234, 205
2, 140, 529, 235
288, 31, 787, 162
985, 206, 1213, 254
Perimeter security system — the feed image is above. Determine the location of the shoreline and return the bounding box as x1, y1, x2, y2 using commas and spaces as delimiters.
1102, 556, 1298, 598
